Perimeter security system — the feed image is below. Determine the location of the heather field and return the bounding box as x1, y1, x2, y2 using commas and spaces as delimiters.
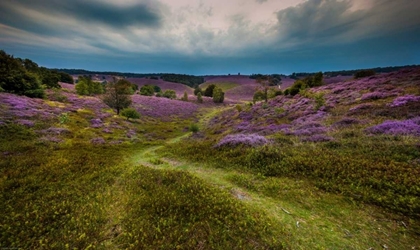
1, 68, 420, 249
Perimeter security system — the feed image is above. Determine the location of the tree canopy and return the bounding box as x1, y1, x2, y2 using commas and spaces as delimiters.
102, 79, 133, 114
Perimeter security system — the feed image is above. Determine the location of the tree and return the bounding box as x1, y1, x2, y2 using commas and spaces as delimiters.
162, 89, 177, 99
255, 76, 271, 103
181, 91, 188, 101
197, 92, 203, 103
0, 50, 45, 98
204, 84, 216, 97
121, 108, 140, 121
76, 76, 104, 95
153, 85, 161, 93
194, 86, 202, 96
212, 87, 224, 103
59, 72, 74, 84
140, 85, 155, 96
102, 79, 133, 114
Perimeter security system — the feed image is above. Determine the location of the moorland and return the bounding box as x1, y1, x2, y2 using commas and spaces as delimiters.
1, 51, 419, 249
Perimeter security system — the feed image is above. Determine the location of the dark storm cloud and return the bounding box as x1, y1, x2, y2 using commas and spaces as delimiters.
276, 0, 420, 45
0, 0, 163, 36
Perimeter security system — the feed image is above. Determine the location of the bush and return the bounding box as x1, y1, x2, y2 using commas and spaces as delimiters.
121, 108, 141, 121
204, 84, 216, 97
163, 90, 177, 99
212, 87, 224, 103
140, 85, 155, 96
75, 76, 104, 95
181, 91, 188, 101
189, 123, 199, 133
153, 85, 161, 93
354, 69, 376, 79
194, 86, 202, 96
197, 92, 203, 103
253, 90, 266, 103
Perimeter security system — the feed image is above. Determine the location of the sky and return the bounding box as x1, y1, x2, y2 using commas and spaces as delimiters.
1, 0, 420, 75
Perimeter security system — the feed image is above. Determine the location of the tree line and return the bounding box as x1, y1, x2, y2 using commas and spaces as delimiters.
0, 50, 73, 98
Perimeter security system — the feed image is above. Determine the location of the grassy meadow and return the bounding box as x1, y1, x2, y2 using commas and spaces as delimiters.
1, 68, 420, 249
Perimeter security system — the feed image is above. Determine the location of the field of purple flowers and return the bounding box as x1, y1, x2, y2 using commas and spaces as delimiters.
163, 67, 420, 219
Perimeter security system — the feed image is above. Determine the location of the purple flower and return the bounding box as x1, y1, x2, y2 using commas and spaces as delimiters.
90, 118, 103, 128
17, 119, 35, 127
126, 129, 136, 138
365, 117, 420, 136
91, 137, 106, 144
215, 133, 269, 147
388, 95, 420, 107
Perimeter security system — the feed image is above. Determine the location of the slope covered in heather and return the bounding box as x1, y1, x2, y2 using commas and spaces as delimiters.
1, 68, 420, 249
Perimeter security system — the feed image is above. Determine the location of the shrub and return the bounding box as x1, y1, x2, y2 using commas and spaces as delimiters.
236, 104, 243, 112
197, 92, 203, 103
153, 85, 161, 93
204, 84, 216, 97
189, 123, 199, 133
59, 113, 69, 124
212, 87, 225, 103
181, 91, 188, 101
162, 90, 177, 99
314, 92, 325, 110
194, 86, 202, 96
121, 108, 140, 121
253, 90, 265, 103
140, 85, 155, 96
75, 76, 103, 95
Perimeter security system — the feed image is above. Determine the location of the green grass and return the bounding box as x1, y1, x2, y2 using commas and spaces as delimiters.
1, 87, 420, 249
200, 81, 240, 92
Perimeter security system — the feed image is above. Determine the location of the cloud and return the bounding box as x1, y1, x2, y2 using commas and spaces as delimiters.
256, 0, 268, 3
0, 0, 164, 35
275, 0, 420, 47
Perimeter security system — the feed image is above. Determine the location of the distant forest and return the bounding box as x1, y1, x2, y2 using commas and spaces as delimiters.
54, 64, 419, 83
291, 64, 420, 78
53, 69, 204, 87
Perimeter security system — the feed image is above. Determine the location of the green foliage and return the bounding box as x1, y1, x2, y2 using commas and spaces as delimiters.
287, 72, 324, 96
75, 76, 104, 95
354, 69, 376, 79
153, 85, 161, 93
58, 72, 74, 84
102, 79, 133, 114
212, 87, 225, 103
162, 89, 177, 99
181, 91, 189, 101
59, 113, 69, 124
253, 90, 266, 103
314, 92, 326, 110
121, 108, 140, 121
194, 86, 202, 96
140, 84, 155, 96
189, 123, 199, 133
204, 84, 216, 97
268, 88, 283, 99
160, 74, 204, 87
197, 92, 203, 103
288, 79, 308, 96
236, 104, 243, 112
0, 50, 46, 98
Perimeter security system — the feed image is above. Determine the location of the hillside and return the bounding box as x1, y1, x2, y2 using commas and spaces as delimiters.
1, 68, 419, 248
